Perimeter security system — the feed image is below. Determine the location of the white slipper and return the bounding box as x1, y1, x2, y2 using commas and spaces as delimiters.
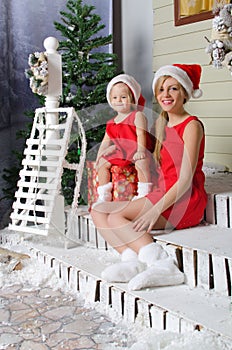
101, 260, 145, 283
128, 258, 185, 291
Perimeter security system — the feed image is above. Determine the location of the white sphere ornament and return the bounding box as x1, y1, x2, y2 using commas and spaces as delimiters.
43, 37, 59, 53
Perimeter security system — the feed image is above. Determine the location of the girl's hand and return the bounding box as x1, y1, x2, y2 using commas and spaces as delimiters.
96, 145, 117, 164
133, 207, 159, 233
133, 151, 146, 161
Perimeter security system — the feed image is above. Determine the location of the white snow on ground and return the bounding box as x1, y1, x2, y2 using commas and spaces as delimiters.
202, 162, 228, 176
0, 244, 231, 350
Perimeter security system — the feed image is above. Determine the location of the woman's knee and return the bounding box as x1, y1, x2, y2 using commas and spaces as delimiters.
90, 208, 98, 223
107, 212, 122, 227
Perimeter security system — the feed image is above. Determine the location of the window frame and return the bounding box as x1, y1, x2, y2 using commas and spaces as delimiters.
174, 0, 214, 26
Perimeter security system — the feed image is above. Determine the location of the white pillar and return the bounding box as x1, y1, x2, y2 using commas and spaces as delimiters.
43, 37, 64, 236
44, 36, 62, 108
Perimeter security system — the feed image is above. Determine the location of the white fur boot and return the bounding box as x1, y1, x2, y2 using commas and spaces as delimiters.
138, 242, 168, 265
132, 182, 153, 200
101, 248, 145, 283
128, 242, 185, 291
97, 182, 113, 202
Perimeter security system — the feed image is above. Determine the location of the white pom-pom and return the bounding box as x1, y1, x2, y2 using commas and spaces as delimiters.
192, 89, 203, 99
217, 41, 224, 48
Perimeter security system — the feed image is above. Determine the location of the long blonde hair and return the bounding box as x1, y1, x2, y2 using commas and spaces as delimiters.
153, 76, 187, 164
153, 76, 169, 164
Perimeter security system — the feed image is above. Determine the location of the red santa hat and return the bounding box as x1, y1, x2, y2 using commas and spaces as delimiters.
152, 64, 203, 100
106, 74, 146, 110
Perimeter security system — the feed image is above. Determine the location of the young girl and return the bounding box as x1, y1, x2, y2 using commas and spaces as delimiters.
91, 64, 207, 291
95, 74, 154, 203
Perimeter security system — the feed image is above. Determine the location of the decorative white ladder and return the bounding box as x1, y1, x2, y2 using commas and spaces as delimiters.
9, 107, 86, 236
9, 37, 87, 239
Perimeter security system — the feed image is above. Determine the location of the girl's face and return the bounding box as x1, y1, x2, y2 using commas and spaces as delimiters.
156, 77, 187, 114
110, 83, 134, 113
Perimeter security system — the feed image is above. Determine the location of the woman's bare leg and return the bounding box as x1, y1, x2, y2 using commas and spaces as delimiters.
91, 202, 129, 254
91, 198, 174, 284
91, 198, 171, 252
91, 201, 146, 282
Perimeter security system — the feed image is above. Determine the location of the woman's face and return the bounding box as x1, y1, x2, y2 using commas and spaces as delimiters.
156, 77, 187, 114
110, 83, 134, 113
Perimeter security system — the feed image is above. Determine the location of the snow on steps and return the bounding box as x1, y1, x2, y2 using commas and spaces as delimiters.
1, 230, 231, 343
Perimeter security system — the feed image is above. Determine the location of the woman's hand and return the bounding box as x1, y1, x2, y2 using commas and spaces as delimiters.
133, 206, 159, 233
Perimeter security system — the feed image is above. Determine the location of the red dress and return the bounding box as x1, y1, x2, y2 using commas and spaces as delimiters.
104, 111, 154, 166
146, 116, 207, 229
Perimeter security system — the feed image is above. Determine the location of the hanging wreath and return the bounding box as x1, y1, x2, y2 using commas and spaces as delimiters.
25, 52, 48, 95
205, 3, 232, 74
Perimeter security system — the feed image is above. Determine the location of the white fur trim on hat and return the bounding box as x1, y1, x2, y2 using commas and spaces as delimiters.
152, 65, 202, 100
106, 74, 141, 108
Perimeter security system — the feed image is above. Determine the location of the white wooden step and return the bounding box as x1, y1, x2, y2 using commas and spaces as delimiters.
22, 158, 62, 167
12, 201, 53, 213
15, 191, 54, 201
19, 169, 60, 179
10, 212, 50, 224
26, 138, 64, 146
17, 180, 58, 190
23, 148, 62, 157
152, 225, 232, 296
65, 209, 232, 298
204, 172, 232, 227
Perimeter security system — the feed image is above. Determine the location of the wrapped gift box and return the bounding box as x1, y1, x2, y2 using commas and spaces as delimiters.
111, 164, 138, 201
86, 160, 99, 207
86, 161, 138, 207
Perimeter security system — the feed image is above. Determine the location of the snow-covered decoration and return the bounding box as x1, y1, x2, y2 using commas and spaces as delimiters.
9, 107, 86, 237
25, 51, 49, 95
205, 3, 232, 74
9, 37, 87, 240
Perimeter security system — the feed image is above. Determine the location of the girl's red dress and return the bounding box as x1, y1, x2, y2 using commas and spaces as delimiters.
104, 110, 154, 166
146, 116, 207, 229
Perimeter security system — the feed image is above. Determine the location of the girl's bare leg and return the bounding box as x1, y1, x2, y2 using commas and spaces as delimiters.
134, 158, 154, 199
97, 158, 111, 185
135, 158, 151, 183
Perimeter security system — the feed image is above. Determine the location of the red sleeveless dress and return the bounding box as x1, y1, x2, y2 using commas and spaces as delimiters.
146, 116, 207, 229
104, 111, 154, 166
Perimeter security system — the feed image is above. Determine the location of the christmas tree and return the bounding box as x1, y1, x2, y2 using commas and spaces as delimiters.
1, 0, 119, 207
55, 0, 118, 110
54, 0, 119, 204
